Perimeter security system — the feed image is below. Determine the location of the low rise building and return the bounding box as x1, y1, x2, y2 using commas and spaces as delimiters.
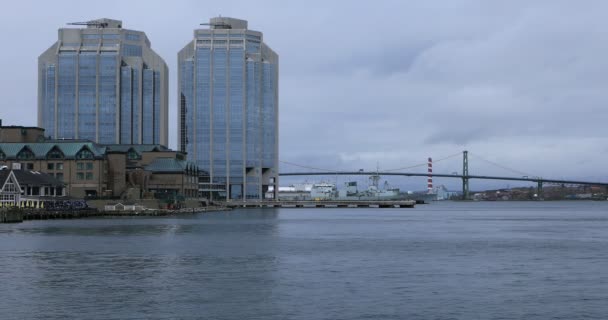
1, 122, 201, 202
0, 120, 47, 143
0, 140, 199, 200
0, 169, 65, 208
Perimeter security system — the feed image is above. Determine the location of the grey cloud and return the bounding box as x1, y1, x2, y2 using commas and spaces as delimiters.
1, 0, 608, 189
318, 41, 437, 76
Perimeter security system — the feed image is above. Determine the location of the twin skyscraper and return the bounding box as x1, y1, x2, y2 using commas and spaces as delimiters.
37, 17, 278, 200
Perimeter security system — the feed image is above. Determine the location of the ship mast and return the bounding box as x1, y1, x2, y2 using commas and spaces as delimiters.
369, 162, 380, 189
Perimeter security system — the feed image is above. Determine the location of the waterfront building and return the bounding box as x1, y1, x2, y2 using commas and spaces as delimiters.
0, 169, 65, 208
178, 17, 279, 200
0, 125, 198, 200
38, 18, 169, 146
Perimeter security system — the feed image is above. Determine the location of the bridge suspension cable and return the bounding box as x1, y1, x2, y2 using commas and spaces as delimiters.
384, 152, 462, 172
468, 152, 534, 177
281, 151, 463, 173
279, 160, 337, 172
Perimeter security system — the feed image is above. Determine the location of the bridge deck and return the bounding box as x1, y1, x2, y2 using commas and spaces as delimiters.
280, 171, 608, 186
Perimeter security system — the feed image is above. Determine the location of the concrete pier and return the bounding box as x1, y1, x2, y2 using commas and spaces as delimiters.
1, 206, 232, 223
0, 209, 23, 223
225, 200, 416, 209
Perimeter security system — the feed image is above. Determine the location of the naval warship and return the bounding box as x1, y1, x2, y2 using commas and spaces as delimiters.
310, 174, 436, 202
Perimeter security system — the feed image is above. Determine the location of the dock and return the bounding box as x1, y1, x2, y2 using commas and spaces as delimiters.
1, 209, 23, 223
0, 206, 232, 223
225, 200, 416, 209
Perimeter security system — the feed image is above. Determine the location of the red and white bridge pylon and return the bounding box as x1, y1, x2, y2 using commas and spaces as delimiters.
427, 157, 433, 194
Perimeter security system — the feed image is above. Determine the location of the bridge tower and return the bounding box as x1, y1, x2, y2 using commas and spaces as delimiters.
462, 150, 469, 200
427, 157, 433, 194
536, 180, 544, 200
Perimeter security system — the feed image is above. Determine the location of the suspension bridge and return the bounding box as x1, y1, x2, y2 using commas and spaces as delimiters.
279, 151, 608, 199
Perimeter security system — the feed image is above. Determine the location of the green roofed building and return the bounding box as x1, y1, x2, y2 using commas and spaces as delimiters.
0, 131, 199, 199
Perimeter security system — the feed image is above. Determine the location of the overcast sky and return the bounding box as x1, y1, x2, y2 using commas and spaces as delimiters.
1, 0, 607, 190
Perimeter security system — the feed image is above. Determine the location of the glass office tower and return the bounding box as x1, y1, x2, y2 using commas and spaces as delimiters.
178, 17, 278, 200
38, 18, 169, 146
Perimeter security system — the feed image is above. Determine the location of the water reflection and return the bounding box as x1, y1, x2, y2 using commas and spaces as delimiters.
1, 204, 608, 319
0, 209, 283, 319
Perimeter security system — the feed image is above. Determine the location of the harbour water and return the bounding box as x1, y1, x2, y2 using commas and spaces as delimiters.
1, 201, 607, 319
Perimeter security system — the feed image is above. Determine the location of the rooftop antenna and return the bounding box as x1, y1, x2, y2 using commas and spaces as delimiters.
200, 22, 232, 29
67, 21, 109, 28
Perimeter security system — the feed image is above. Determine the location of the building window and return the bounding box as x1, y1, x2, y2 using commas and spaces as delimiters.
122, 44, 142, 57
102, 34, 120, 40
86, 172, 93, 180
76, 149, 94, 159
77, 172, 84, 180
0, 151, 5, 160
77, 162, 84, 170
246, 40, 260, 53
56, 173, 64, 181
82, 34, 101, 40
127, 149, 140, 160
101, 41, 119, 47
26, 163, 34, 170
56, 163, 64, 170
47, 163, 55, 170
86, 162, 94, 170
125, 33, 140, 41
47, 148, 64, 159
246, 34, 261, 41
17, 149, 35, 160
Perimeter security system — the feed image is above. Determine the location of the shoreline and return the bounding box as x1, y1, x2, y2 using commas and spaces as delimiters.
1, 206, 232, 223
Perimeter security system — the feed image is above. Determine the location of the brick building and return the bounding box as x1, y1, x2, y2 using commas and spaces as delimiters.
0, 135, 199, 200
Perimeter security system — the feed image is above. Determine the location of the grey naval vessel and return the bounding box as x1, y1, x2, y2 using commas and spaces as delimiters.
310, 174, 436, 203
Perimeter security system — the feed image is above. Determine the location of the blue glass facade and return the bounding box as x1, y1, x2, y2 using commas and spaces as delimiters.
120, 66, 132, 144
245, 60, 261, 198
212, 48, 227, 182
142, 69, 154, 144
57, 53, 77, 139
180, 59, 195, 158
99, 53, 117, 144
122, 44, 142, 57
42, 65, 56, 139
154, 71, 161, 145
178, 19, 278, 200
229, 48, 244, 193
131, 68, 140, 144
262, 62, 276, 168
78, 53, 97, 141
39, 20, 168, 146
195, 49, 211, 171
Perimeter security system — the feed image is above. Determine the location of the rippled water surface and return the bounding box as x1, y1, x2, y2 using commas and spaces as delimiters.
1, 201, 608, 319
